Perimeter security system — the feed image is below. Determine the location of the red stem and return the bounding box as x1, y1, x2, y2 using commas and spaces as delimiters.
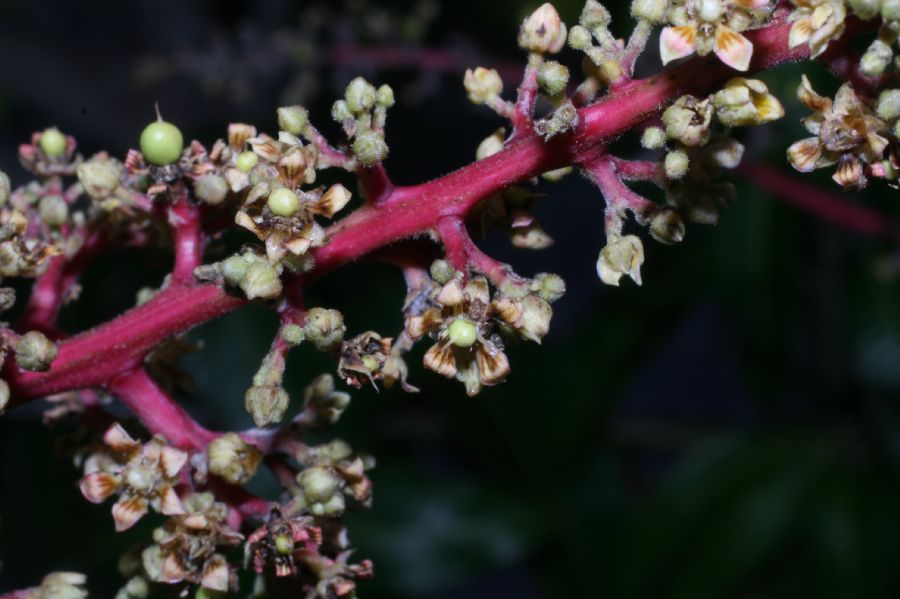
107, 367, 216, 450
356, 163, 394, 204
168, 187, 203, 284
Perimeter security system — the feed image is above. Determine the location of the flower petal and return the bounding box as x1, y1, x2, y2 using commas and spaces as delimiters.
103, 423, 139, 452
201, 555, 231, 592
734, 0, 771, 8
715, 27, 753, 71
112, 495, 148, 531
158, 484, 186, 516
159, 446, 188, 478
789, 19, 813, 48
797, 75, 832, 113
787, 137, 824, 172
660, 26, 697, 65
475, 344, 510, 386
79, 472, 121, 504
423, 343, 457, 379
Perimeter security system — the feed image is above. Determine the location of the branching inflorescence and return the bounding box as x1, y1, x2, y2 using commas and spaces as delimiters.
0, 0, 897, 596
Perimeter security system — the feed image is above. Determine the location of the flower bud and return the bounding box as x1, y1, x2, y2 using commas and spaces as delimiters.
331, 100, 353, 123
0, 171, 10, 205
568, 25, 593, 50
194, 174, 228, 205
580, 0, 611, 28
663, 96, 712, 146
476, 129, 506, 160
531, 272, 566, 302
277, 105, 309, 135
0, 287, 14, 313
304, 307, 346, 351
16, 330, 58, 371
861, 40, 892, 76
518, 295, 553, 342
37, 572, 88, 599
239, 261, 282, 300
847, 0, 880, 18
632, 0, 668, 23
298, 465, 342, 503
245, 385, 290, 427
877, 89, 900, 122
664, 150, 690, 179
518, 3, 567, 54
0, 379, 9, 414
537, 61, 570, 96
77, 157, 122, 199
464, 67, 503, 104
39, 194, 68, 227
376, 84, 395, 108
207, 432, 262, 485
429, 259, 456, 284
713, 78, 784, 127
649, 208, 685, 244
641, 126, 667, 149
345, 77, 377, 114
353, 130, 388, 166
597, 235, 644, 286
221, 254, 250, 286
883, 0, 900, 21
117, 576, 149, 599
282, 324, 305, 346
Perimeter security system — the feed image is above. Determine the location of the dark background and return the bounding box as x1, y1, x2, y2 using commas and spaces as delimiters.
2, 0, 900, 597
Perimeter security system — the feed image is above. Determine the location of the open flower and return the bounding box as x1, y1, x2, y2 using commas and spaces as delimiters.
142, 492, 243, 592
660, 0, 773, 71
787, 0, 846, 58
246, 508, 322, 577
787, 76, 889, 188
337, 331, 393, 388
713, 78, 785, 126
79, 423, 188, 531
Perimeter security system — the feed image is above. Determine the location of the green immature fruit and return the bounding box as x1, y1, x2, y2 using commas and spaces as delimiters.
235, 151, 258, 173
448, 318, 478, 348
267, 188, 301, 217
139, 120, 184, 166
40, 128, 67, 157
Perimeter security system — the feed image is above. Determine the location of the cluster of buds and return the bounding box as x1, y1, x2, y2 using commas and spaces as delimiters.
787, 76, 890, 188
141, 492, 243, 592
854, 0, 900, 76
289, 438, 374, 517
79, 423, 188, 531
17, 572, 88, 599
405, 270, 557, 396
659, 0, 774, 71
206, 432, 262, 485
332, 77, 394, 167
294, 374, 352, 429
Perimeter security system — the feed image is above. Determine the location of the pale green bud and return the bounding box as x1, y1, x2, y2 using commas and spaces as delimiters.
208, 432, 262, 485
277, 105, 309, 135
221, 255, 250, 286
16, 330, 58, 371
77, 157, 122, 200
298, 466, 342, 503
332, 100, 353, 123
861, 40, 892, 76
641, 126, 667, 149
282, 324, 305, 346
664, 150, 690, 179
597, 235, 644, 286
245, 385, 290, 427
531, 272, 566, 302
476, 129, 506, 160
0, 171, 10, 206
847, 0, 880, 19
39, 194, 68, 227
239, 261, 282, 300
580, 0, 611, 28
353, 130, 388, 166
632, 0, 668, 23
194, 174, 228, 205
376, 84, 395, 107
304, 307, 346, 351
537, 61, 570, 96
345, 77, 377, 113
464, 67, 503, 104
519, 3, 568, 54
877, 89, 900, 121
568, 25, 593, 50
429, 259, 456, 284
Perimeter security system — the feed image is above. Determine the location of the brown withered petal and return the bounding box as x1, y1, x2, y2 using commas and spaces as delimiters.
424, 343, 458, 378
183, 514, 210, 530
161, 552, 187, 583
405, 308, 442, 340
797, 75, 832, 113
79, 472, 121, 504
112, 495, 149, 531
314, 184, 353, 218
491, 297, 524, 326
228, 123, 257, 151
787, 137, 824, 172
436, 280, 465, 307
159, 485, 186, 516
475, 343, 510, 386
464, 277, 491, 306
225, 168, 250, 193
832, 155, 864, 188
201, 555, 231, 592
248, 135, 283, 163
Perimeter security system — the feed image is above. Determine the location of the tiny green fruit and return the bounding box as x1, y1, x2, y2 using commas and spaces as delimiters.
448, 318, 478, 347
235, 151, 259, 173
40, 128, 67, 158
140, 120, 184, 166
267, 187, 300, 217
